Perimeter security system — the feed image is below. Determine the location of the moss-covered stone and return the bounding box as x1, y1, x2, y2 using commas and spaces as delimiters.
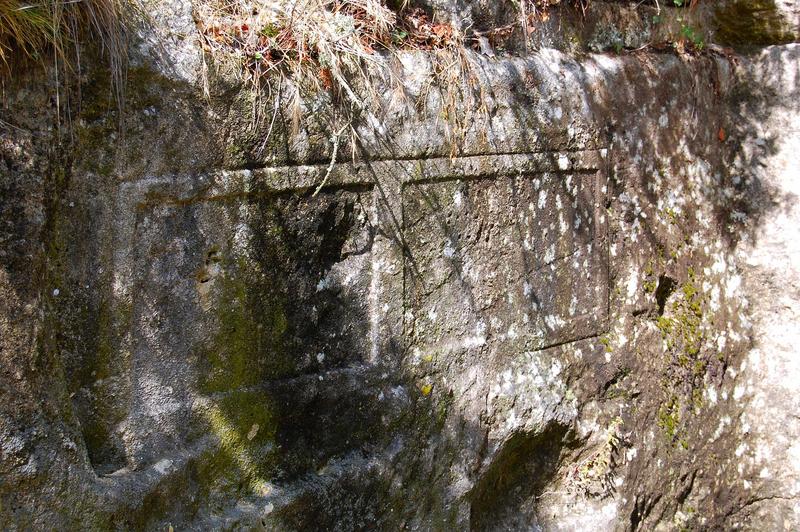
653, 265, 718, 450
656, 269, 704, 359
199, 256, 293, 394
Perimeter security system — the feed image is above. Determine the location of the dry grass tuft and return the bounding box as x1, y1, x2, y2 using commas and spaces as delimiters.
0, 0, 135, 105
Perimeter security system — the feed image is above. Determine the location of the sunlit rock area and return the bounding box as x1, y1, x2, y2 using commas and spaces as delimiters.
1, 0, 798, 530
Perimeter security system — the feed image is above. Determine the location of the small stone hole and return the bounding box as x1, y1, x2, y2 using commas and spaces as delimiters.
655, 275, 677, 315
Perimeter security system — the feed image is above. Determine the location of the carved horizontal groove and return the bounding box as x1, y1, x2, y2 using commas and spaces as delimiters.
399, 151, 605, 187
122, 150, 607, 208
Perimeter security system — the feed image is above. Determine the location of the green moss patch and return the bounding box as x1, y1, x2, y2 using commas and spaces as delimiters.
199, 256, 293, 394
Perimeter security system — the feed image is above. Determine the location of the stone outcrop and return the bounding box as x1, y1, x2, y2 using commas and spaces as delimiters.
1, 1, 799, 530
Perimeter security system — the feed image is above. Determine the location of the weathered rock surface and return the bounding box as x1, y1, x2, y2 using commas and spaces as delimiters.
1, 1, 799, 530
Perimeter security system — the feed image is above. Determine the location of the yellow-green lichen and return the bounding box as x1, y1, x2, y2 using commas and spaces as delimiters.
599, 335, 612, 353
655, 266, 712, 447
569, 417, 623, 496
656, 270, 704, 358
643, 278, 657, 294
642, 259, 661, 295
196, 389, 279, 497
658, 395, 681, 442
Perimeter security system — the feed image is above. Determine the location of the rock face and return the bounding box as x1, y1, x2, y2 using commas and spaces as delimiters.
1, 1, 799, 530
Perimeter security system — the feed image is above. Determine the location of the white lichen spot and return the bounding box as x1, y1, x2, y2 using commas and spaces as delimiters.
733, 384, 746, 401
550, 358, 563, 378
735, 443, 748, 457
731, 211, 747, 223
706, 387, 718, 405
443, 239, 456, 258
154, 459, 174, 475
725, 274, 741, 299
544, 245, 555, 264
626, 270, 639, 299
523, 281, 532, 297
507, 324, 519, 340
544, 314, 566, 330
461, 321, 488, 348
712, 255, 727, 274
316, 272, 331, 292
716, 334, 727, 351
538, 189, 548, 209
411, 347, 422, 365
709, 285, 721, 312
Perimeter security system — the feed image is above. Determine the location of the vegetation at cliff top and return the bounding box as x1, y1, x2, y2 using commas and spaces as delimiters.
194, 0, 705, 91
195, 1, 462, 96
